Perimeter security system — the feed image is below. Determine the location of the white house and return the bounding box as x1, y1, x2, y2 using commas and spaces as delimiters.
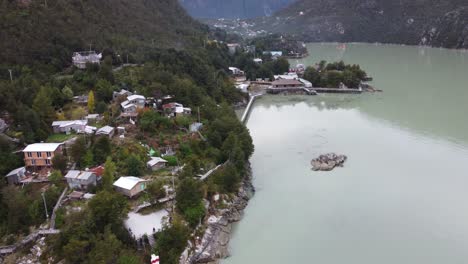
126, 95, 146, 108
113, 89, 133, 99
5, 167, 26, 185
147, 157, 168, 171
120, 94, 145, 113
227, 43, 241, 55
228, 67, 244, 76
72, 51, 102, 69
253, 58, 263, 64
52, 120, 88, 134
113, 176, 147, 198
64, 170, 97, 190
274, 73, 299, 80
121, 102, 137, 113
96, 126, 115, 138
83, 126, 97, 134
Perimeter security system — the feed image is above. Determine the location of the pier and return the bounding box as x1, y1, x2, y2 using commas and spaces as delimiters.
241, 93, 263, 124
312, 87, 362, 94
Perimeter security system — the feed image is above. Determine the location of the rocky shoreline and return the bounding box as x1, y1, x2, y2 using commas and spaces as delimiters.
180, 165, 255, 264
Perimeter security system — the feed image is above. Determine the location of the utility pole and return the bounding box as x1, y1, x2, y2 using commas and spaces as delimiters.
197, 106, 201, 123
41, 192, 49, 220
89, 43, 92, 51
8, 69, 13, 82
44, 0, 47, 8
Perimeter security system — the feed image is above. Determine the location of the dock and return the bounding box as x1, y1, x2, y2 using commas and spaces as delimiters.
241, 93, 263, 124
312, 87, 362, 94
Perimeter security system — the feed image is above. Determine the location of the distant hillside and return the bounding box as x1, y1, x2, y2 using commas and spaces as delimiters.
179, 0, 295, 19
253, 0, 468, 49
0, 0, 207, 69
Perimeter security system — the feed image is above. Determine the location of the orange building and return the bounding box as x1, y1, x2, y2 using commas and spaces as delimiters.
23, 143, 63, 169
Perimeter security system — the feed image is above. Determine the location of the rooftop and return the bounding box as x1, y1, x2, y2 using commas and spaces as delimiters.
127, 95, 145, 101
97, 126, 114, 134
23, 143, 62, 152
147, 157, 168, 167
6, 167, 26, 177
52, 120, 87, 127
272, 79, 303, 86
64, 170, 95, 181
113, 176, 145, 190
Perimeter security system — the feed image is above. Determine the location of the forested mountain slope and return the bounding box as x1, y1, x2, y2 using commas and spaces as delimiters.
179, 0, 295, 18
0, 0, 207, 70
253, 0, 468, 49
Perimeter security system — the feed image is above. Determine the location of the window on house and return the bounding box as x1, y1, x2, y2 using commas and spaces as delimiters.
45, 159, 51, 165
27, 152, 32, 157
37, 152, 42, 157
46, 152, 51, 157
31, 159, 36, 165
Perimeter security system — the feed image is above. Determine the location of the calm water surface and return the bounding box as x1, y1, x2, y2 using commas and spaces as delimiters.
224, 43, 468, 264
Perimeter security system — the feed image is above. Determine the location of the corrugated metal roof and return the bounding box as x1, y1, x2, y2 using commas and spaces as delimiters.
147, 157, 168, 167
23, 143, 62, 152
113, 176, 145, 190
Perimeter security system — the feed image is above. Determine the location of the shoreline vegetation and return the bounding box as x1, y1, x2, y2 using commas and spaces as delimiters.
302, 60, 369, 89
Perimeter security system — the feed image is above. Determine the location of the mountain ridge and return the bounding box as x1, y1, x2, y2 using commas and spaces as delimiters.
179, 0, 296, 19
252, 0, 468, 49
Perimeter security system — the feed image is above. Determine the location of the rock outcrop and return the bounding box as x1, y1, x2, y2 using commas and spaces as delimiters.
180, 166, 254, 264
311, 153, 347, 171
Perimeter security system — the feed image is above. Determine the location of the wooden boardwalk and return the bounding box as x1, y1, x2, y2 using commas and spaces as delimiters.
0, 228, 60, 255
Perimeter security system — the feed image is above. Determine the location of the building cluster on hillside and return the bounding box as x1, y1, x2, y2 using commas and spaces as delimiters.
72, 51, 102, 69
5, 86, 198, 202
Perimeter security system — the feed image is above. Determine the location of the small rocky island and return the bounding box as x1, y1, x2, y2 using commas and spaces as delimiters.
311, 153, 347, 171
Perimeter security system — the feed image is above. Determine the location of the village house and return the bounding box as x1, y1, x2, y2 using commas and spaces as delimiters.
274, 73, 299, 80
96, 126, 115, 138
267, 79, 305, 93
147, 157, 168, 171
82, 125, 97, 135
5, 167, 26, 185
162, 102, 191, 117
23, 143, 62, 169
253, 58, 263, 64
52, 120, 88, 134
120, 94, 146, 116
227, 43, 241, 55
72, 51, 102, 69
113, 176, 148, 198
85, 114, 101, 121
122, 95, 146, 108
228, 67, 244, 76
121, 103, 137, 113
113, 89, 133, 99
72, 95, 88, 104
64, 170, 97, 190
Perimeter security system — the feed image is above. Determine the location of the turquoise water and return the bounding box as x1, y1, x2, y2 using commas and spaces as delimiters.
224, 43, 468, 264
